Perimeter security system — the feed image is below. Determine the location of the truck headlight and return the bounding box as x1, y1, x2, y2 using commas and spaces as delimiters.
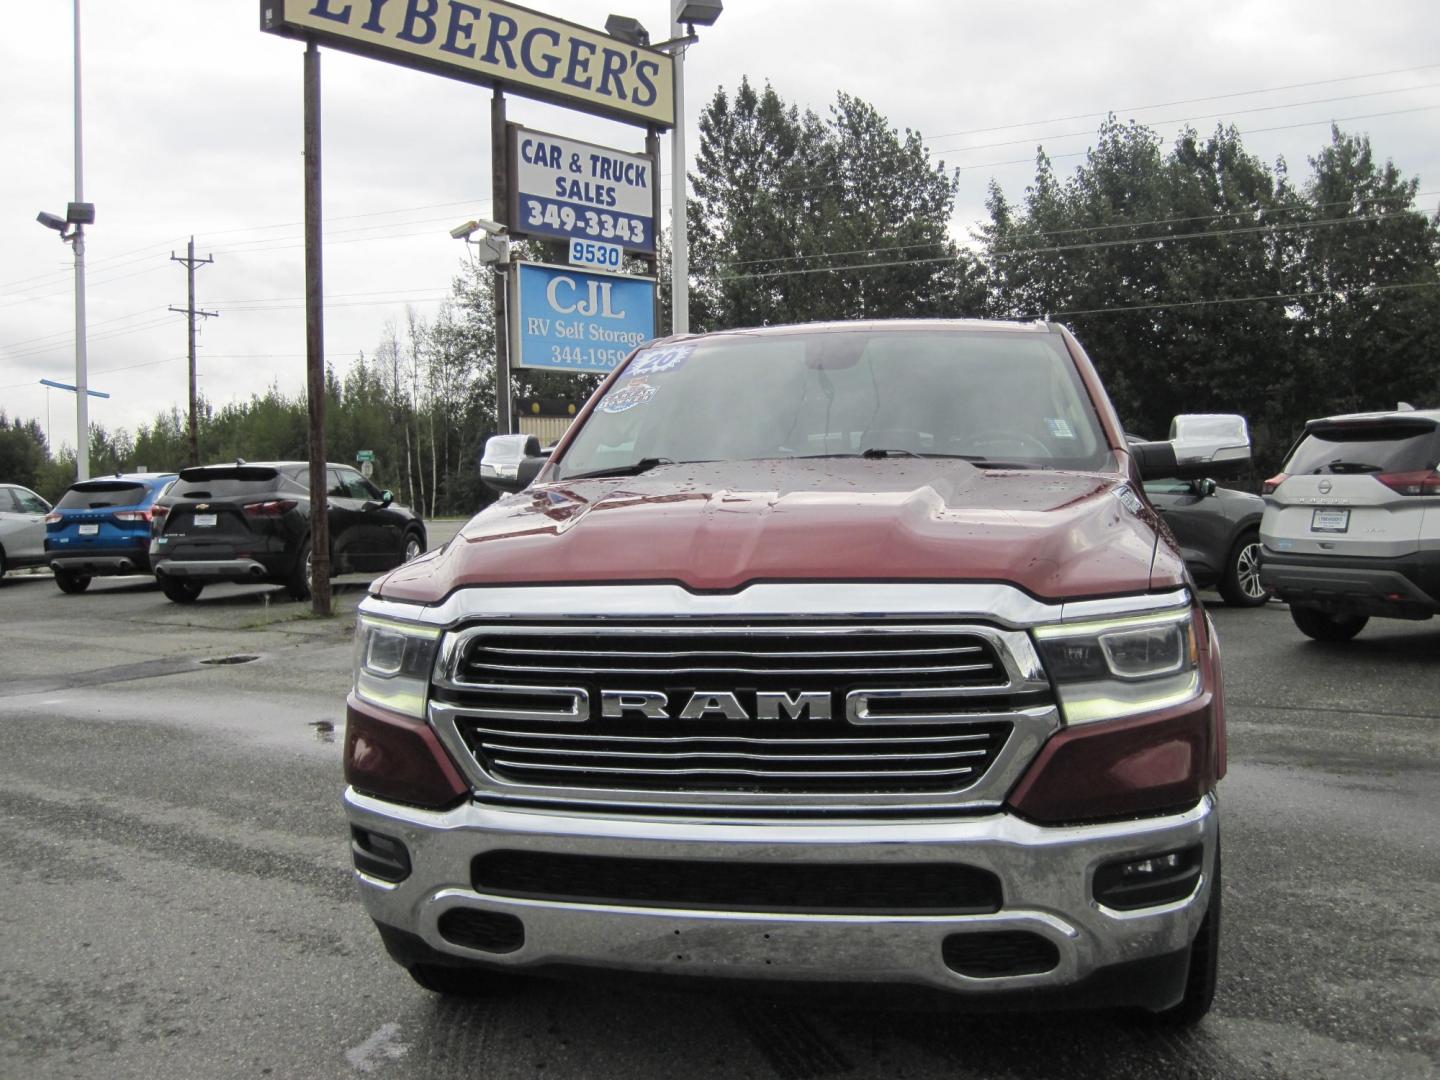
1033, 609, 1200, 725
353, 613, 441, 719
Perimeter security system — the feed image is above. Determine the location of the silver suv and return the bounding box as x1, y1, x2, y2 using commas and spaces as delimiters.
1259, 409, 1440, 640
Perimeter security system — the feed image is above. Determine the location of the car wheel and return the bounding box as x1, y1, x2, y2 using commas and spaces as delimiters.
286, 540, 313, 601
160, 577, 204, 604
406, 963, 520, 997
403, 531, 424, 563
1148, 836, 1220, 1027
1218, 532, 1267, 607
1290, 604, 1368, 642
54, 570, 92, 594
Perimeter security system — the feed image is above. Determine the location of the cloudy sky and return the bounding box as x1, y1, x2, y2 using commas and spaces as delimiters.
3, 0, 1437, 450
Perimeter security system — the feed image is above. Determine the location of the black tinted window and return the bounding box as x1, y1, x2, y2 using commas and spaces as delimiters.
1285, 423, 1440, 475
171, 467, 286, 499
56, 481, 149, 510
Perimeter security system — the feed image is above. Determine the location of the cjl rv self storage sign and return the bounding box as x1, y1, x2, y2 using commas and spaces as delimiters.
513, 262, 655, 374
511, 126, 655, 254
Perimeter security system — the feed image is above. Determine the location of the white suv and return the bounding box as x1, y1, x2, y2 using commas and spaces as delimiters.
1259, 408, 1440, 640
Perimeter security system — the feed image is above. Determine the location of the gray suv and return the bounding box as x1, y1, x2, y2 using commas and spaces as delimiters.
1259, 408, 1440, 640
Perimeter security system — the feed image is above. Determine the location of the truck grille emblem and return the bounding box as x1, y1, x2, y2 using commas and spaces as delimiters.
600, 690, 832, 721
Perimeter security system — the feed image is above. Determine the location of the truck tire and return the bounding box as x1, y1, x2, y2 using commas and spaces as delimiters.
1290, 605, 1367, 642
160, 577, 204, 604
406, 963, 519, 997
1218, 532, 1267, 607
55, 570, 92, 594
1149, 838, 1220, 1027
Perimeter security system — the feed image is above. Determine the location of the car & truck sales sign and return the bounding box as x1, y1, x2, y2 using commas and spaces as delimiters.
511, 126, 655, 254
513, 263, 654, 374
261, 0, 675, 129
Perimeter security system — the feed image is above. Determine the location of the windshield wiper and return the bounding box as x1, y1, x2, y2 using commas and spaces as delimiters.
1316, 459, 1382, 474
860, 447, 919, 459
561, 457, 677, 481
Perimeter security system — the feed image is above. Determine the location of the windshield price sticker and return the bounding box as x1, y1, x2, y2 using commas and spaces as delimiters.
1311, 508, 1350, 533
511, 127, 656, 254
569, 238, 624, 271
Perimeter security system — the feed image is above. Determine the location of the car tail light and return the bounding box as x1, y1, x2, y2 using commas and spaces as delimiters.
243, 499, 298, 517
1375, 470, 1440, 496
44, 512, 62, 525
113, 509, 152, 523
1261, 473, 1287, 494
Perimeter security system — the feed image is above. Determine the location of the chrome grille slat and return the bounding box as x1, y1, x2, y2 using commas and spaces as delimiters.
489, 758, 978, 779
479, 644, 987, 659
465, 726, 993, 746
479, 741, 990, 762
466, 660, 998, 677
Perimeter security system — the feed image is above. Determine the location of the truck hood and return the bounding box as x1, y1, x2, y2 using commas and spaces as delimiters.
376, 459, 1172, 603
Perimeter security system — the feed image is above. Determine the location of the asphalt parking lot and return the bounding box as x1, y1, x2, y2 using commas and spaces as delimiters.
1, 549, 1436, 1079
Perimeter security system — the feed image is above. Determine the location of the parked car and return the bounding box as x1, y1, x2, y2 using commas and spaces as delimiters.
44, 472, 176, 593
0, 483, 53, 580
1260, 407, 1440, 641
1144, 478, 1267, 606
150, 461, 426, 603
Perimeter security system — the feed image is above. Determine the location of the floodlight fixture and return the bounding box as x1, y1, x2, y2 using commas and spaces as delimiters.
674, 0, 722, 27
66, 201, 95, 225
37, 210, 69, 233
605, 14, 649, 46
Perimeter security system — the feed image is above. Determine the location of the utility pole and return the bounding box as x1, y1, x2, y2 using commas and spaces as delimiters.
169, 236, 216, 466
303, 39, 332, 617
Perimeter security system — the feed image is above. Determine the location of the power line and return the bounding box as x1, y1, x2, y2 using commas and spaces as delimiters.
1044, 279, 1440, 319
924, 63, 1440, 141
929, 82, 1440, 156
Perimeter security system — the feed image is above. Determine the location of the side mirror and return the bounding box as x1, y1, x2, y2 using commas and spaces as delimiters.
380, 489, 394, 507
1196, 478, 1218, 497
1130, 440, 1180, 481
480, 434, 546, 494
1168, 414, 1251, 479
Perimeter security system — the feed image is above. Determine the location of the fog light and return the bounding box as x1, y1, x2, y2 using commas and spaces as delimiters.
1093, 845, 1202, 910
351, 826, 412, 883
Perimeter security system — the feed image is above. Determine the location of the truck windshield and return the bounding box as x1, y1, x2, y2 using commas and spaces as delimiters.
556, 327, 1112, 480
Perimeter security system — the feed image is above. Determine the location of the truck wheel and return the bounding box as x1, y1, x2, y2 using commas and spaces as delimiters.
55, 570, 92, 594
406, 963, 516, 997
1218, 532, 1267, 607
286, 540, 312, 601
1149, 838, 1221, 1027
160, 577, 204, 604
1290, 605, 1367, 642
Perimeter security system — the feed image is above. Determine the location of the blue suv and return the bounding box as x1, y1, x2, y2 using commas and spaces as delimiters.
46, 473, 176, 593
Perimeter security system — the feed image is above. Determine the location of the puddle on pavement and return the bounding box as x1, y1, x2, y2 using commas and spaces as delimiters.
309, 719, 337, 743
199, 654, 261, 666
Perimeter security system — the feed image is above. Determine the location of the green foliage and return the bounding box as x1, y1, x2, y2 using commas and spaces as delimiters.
688, 79, 985, 330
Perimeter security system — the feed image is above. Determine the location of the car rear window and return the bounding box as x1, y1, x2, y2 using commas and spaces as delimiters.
1285, 421, 1440, 475
169, 466, 302, 499
55, 481, 150, 510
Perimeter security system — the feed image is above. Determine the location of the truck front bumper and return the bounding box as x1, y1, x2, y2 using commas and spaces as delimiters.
344, 789, 1216, 1008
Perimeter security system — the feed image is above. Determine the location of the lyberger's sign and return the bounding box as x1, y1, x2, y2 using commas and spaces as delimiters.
260, 0, 675, 129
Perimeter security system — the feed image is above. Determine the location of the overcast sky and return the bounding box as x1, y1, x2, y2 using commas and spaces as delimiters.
3, 0, 1437, 451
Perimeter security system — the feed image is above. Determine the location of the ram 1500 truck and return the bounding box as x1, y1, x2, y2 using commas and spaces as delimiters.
344, 319, 1229, 1024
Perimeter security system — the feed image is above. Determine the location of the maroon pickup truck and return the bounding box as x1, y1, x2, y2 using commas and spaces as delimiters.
343, 319, 1229, 1024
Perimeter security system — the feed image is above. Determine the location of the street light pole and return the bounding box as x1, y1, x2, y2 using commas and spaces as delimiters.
669, 5, 688, 335
72, 0, 89, 480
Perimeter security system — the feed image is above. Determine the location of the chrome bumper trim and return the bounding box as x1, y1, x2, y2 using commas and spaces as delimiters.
345, 790, 1216, 996
154, 558, 268, 579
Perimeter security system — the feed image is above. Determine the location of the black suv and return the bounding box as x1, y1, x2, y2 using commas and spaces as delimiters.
150, 462, 425, 603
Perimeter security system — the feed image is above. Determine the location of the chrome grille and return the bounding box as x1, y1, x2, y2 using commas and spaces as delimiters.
430, 622, 1056, 813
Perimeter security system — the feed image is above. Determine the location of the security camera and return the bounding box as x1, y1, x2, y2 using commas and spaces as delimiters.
474, 218, 506, 235
36, 211, 68, 232
450, 220, 479, 240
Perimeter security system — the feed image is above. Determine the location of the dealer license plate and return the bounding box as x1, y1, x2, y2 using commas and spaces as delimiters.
193, 513, 218, 528
1311, 508, 1350, 533
78, 523, 99, 536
